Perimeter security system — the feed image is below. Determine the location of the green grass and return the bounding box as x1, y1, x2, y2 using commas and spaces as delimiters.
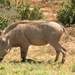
0, 61, 75, 75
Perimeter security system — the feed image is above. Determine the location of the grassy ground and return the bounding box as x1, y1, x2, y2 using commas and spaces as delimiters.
0, 59, 75, 75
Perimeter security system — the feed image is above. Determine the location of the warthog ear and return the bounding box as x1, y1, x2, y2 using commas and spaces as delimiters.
0, 30, 2, 36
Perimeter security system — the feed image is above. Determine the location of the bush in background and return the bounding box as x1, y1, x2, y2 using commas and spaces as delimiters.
0, 0, 10, 6
0, 16, 10, 30
19, 3, 44, 20
57, 0, 75, 27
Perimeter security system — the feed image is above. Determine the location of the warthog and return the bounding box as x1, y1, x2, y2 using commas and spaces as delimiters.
0, 20, 66, 63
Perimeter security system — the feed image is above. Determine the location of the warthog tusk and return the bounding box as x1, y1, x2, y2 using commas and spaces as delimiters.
5, 49, 10, 53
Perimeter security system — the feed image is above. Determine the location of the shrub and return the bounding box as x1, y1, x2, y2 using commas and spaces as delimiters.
72, 64, 75, 72
19, 3, 31, 20
30, 6, 44, 20
57, 0, 75, 27
19, 3, 44, 20
0, 0, 10, 6
0, 16, 10, 30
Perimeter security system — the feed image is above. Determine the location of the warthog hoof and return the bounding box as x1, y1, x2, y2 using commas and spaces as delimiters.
21, 58, 25, 62
61, 59, 65, 64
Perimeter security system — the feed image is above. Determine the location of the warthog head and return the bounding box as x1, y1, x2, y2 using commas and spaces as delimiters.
0, 32, 11, 61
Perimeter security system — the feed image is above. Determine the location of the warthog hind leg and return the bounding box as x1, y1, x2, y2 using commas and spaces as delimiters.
54, 50, 60, 62
48, 41, 66, 64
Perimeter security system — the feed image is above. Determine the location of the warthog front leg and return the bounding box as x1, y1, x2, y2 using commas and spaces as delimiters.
20, 46, 29, 62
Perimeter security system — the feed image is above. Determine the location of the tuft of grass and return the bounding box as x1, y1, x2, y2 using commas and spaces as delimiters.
72, 64, 75, 72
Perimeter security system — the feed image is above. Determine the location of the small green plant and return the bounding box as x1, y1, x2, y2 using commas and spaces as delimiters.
20, 3, 31, 20
72, 64, 75, 72
19, 3, 44, 20
57, 0, 75, 27
0, 16, 10, 30
30, 6, 44, 20
0, 0, 10, 6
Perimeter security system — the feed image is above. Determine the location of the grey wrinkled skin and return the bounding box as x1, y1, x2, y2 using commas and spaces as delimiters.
0, 20, 66, 63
